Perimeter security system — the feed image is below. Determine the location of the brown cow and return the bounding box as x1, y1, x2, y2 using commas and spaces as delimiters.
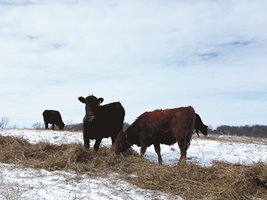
113, 106, 196, 164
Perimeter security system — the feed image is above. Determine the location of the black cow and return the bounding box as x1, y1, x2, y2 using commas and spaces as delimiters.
195, 113, 208, 137
78, 95, 125, 151
42, 110, 65, 130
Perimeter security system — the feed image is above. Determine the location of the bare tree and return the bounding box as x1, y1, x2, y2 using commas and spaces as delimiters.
32, 122, 43, 130
0, 117, 9, 129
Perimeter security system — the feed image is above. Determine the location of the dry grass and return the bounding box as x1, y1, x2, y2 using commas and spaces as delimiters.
0, 135, 266, 200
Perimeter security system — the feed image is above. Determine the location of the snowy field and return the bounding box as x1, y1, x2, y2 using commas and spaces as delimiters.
0, 129, 266, 200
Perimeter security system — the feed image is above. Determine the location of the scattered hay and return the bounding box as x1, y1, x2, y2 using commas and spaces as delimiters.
0, 135, 266, 199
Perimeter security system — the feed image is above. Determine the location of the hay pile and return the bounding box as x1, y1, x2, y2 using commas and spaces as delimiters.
0, 135, 266, 199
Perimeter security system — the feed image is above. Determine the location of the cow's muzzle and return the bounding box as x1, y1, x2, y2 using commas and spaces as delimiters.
86, 112, 96, 123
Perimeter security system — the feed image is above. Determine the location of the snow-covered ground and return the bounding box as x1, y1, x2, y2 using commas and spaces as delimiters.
0, 129, 266, 200
0, 164, 179, 200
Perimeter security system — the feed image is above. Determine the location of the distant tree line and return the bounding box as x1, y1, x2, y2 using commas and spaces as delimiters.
211, 125, 267, 138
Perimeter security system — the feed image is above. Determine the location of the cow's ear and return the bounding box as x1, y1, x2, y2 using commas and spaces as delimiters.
98, 97, 104, 105
78, 97, 86, 103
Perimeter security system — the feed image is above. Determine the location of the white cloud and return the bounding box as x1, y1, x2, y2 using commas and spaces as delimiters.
0, 0, 267, 127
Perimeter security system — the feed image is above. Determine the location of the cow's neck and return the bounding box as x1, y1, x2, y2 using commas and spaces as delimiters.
125, 128, 140, 146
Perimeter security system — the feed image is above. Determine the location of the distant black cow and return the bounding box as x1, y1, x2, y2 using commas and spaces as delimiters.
78, 95, 125, 151
42, 110, 65, 130
113, 106, 196, 164
195, 113, 208, 137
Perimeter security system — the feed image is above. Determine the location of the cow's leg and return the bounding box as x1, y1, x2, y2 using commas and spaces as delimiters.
45, 123, 48, 129
111, 135, 116, 145
179, 131, 193, 163
82, 123, 90, 148
94, 138, 102, 152
177, 139, 187, 164
181, 134, 192, 161
196, 130, 200, 137
140, 145, 147, 158
83, 132, 90, 149
154, 143, 162, 164
83, 135, 90, 149
52, 124, 55, 130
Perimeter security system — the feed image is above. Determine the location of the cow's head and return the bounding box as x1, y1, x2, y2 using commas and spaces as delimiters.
113, 131, 132, 154
202, 125, 208, 136
78, 95, 104, 123
195, 113, 208, 136
58, 122, 65, 130
195, 125, 208, 137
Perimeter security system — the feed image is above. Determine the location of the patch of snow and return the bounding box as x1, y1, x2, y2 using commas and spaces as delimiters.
0, 129, 266, 199
0, 164, 180, 200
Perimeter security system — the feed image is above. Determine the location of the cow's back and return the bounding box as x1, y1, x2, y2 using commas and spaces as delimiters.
89, 102, 125, 138
43, 110, 61, 122
97, 102, 125, 121
125, 106, 195, 146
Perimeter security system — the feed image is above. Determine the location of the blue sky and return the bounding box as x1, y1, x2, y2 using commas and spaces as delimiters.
0, 0, 267, 128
